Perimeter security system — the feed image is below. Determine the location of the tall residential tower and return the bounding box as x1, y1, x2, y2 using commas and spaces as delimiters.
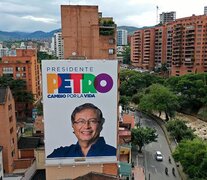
61, 5, 117, 60
117, 29, 128, 46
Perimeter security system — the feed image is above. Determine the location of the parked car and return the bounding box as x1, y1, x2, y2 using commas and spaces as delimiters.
155, 151, 163, 161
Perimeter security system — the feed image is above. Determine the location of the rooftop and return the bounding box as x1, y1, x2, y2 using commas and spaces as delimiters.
18, 137, 41, 149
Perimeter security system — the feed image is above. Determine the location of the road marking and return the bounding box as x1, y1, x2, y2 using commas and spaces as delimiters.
155, 167, 157, 173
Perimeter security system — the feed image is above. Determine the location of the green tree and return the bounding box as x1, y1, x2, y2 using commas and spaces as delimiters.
36, 102, 43, 115
0, 76, 10, 87
154, 63, 169, 77
122, 46, 131, 64
131, 126, 158, 152
165, 73, 207, 113
166, 119, 195, 142
119, 95, 131, 111
173, 138, 207, 179
0, 76, 34, 103
139, 84, 179, 120
0, 76, 34, 120
37, 51, 57, 62
120, 69, 164, 98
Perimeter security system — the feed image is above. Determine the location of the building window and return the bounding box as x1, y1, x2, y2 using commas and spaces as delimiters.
8, 104, 12, 111
10, 127, 13, 134
109, 48, 115, 55
9, 116, 13, 122
109, 38, 115, 44
3, 67, 13, 74
11, 150, 15, 157
16, 73, 21, 78
16, 67, 21, 71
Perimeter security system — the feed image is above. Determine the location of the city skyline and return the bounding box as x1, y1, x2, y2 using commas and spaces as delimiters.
0, 0, 206, 32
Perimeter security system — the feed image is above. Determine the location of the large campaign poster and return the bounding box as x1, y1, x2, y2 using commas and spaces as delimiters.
42, 60, 118, 165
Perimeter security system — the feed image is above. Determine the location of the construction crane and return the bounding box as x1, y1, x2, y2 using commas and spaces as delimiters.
156, 5, 159, 24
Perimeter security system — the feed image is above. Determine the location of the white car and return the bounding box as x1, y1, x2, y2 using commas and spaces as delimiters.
155, 151, 163, 161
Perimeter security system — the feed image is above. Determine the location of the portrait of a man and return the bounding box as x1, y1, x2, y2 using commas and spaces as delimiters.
47, 103, 116, 158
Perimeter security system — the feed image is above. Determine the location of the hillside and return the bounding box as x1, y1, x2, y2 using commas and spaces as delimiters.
117, 26, 139, 35
0, 26, 145, 41
0, 29, 61, 41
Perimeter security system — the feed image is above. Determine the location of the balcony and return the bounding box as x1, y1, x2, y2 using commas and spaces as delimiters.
99, 20, 115, 36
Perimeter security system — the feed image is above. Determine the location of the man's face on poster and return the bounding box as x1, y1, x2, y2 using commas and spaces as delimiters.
72, 108, 102, 144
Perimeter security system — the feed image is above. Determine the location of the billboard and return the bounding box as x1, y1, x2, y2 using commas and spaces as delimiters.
42, 60, 118, 165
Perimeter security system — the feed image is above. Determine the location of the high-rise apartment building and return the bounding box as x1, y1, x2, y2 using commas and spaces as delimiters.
160, 11, 176, 24
61, 5, 117, 60
131, 28, 155, 69
131, 14, 207, 76
171, 15, 207, 76
0, 87, 18, 173
131, 30, 143, 67
51, 32, 64, 59
117, 29, 128, 46
0, 48, 41, 100
204, 6, 207, 15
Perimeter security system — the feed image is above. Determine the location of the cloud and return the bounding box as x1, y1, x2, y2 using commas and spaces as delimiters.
21, 16, 58, 24
0, 1, 40, 15
0, 0, 206, 32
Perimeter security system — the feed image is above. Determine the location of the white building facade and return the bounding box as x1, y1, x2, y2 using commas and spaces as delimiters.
51, 32, 64, 59
160, 11, 176, 24
117, 29, 128, 46
0, 43, 9, 58
204, 6, 207, 15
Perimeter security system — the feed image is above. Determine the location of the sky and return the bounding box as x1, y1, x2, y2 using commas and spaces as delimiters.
0, 0, 206, 32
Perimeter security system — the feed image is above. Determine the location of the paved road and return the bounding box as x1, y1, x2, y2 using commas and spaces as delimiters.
134, 111, 181, 180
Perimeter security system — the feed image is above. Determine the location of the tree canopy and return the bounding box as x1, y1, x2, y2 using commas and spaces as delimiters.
131, 126, 158, 152
165, 73, 207, 113
166, 119, 195, 142
119, 69, 207, 120
173, 138, 207, 179
122, 46, 131, 64
139, 84, 179, 120
37, 51, 57, 62
0, 76, 34, 103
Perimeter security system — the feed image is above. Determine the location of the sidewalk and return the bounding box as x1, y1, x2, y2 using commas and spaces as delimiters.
131, 148, 145, 180
132, 166, 145, 180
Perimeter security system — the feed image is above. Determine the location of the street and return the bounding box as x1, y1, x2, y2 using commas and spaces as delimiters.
133, 111, 181, 180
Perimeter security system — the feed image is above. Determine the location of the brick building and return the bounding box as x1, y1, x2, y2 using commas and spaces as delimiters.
131, 14, 207, 76
0, 87, 18, 173
0, 48, 41, 100
61, 5, 117, 60
0, 48, 42, 120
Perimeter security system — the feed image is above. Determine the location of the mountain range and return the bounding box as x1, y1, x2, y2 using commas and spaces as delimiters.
0, 26, 140, 41
0, 29, 61, 41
